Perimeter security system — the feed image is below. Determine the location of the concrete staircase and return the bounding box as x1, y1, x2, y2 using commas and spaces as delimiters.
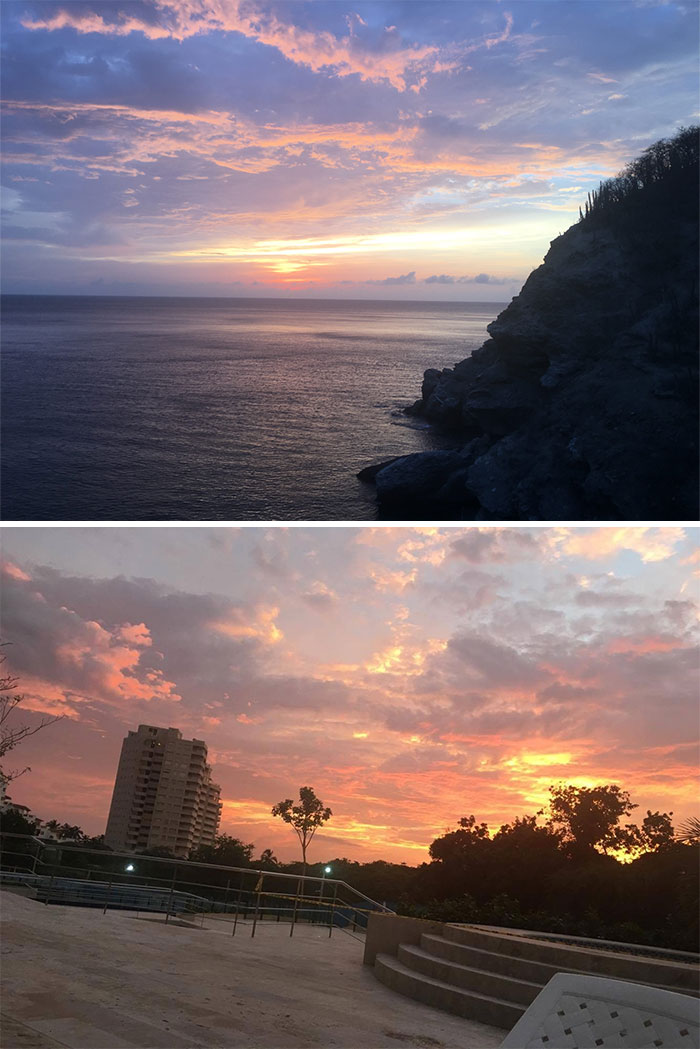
373, 924, 700, 1030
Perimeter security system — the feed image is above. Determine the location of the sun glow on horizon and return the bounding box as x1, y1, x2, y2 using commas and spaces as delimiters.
168, 222, 553, 266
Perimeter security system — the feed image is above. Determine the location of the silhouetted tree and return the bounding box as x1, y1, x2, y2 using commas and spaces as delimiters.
579, 125, 698, 224
42, 820, 86, 842
189, 834, 254, 867
424, 815, 493, 902
0, 648, 63, 786
272, 786, 332, 874
0, 803, 41, 836
545, 783, 638, 857
636, 810, 675, 853
428, 814, 490, 862
676, 816, 700, 844
256, 847, 279, 869
490, 815, 564, 910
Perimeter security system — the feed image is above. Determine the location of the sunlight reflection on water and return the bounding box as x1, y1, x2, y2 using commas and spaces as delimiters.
1, 296, 502, 520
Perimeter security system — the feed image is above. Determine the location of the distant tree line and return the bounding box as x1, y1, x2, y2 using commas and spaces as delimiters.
2, 782, 697, 952
398, 785, 698, 954
578, 125, 698, 224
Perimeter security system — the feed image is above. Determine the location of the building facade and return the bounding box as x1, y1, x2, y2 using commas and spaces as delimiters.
105, 725, 222, 857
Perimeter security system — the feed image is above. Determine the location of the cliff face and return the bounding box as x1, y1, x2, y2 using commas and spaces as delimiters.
364, 137, 699, 521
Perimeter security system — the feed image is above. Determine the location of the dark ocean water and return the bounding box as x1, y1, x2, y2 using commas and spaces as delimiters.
1, 296, 502, 520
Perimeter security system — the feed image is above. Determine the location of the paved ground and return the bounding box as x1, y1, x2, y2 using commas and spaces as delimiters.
1, 891, 503, 1049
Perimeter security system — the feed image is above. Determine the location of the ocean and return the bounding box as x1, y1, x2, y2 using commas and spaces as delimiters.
1, 296, 502, 521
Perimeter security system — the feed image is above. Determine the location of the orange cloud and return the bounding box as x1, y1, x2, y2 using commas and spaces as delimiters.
117, 622, 152, 646
53, 618, 180, 706
21, 0, 443, 92
212, 605, 283, 643
10, 675, 82, 719
605, 635, 684, 655
548, 527, 686, 563
2, 561, 32, 582
365, 637, 446, 676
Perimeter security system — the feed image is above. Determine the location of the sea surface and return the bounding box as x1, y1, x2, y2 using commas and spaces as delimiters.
1, 296, 502, 520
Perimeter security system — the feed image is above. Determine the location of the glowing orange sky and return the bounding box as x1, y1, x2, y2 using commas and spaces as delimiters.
2, 526, 698, 865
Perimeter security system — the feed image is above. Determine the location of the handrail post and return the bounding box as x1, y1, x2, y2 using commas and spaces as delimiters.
166, 864, 177, 924
232, 872, 244, 936
329, 883, 338, 938
290, 877, 302, 937
103, 875, 112, 915
251, 872, 263, 939
31, 840, 40, 875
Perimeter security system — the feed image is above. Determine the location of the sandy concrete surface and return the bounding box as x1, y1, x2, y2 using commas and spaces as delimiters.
1, 891, 503, 1049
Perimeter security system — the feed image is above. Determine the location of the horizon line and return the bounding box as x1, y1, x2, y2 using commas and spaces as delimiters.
1, 292, 512, 305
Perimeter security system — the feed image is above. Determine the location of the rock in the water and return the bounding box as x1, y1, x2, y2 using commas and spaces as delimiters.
374, 450, 465, 515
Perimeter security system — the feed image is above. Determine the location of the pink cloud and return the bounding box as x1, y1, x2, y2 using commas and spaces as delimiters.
2, 561, 31, 582
117, 622, 152, 646
548, 527, 686, 563
22, 0, 443, 92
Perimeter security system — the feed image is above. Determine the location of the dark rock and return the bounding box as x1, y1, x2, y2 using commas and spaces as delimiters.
362, 128, 699, 521
375, 450, 465, 503
357, 456, 405, 483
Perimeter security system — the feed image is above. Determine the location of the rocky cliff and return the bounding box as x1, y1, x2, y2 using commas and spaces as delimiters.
360, 128, 699, 520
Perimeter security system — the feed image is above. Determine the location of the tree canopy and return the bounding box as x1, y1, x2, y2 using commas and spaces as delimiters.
545, 783, 638, 856
271, 786, 332, 871
189, 834, 254, 868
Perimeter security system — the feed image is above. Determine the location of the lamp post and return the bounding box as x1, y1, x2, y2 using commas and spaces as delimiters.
320, 866, 332, 929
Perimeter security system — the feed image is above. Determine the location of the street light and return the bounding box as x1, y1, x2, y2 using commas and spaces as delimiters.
319, 865, 332, 915
125, 863, 135, 873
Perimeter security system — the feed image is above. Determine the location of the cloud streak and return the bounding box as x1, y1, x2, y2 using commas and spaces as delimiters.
2, 0, 696, 296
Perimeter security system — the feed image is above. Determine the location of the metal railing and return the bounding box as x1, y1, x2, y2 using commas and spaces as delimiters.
0, 833, 393, 940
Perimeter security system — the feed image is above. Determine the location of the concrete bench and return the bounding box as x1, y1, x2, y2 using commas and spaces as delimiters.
500, 972, 700, 1048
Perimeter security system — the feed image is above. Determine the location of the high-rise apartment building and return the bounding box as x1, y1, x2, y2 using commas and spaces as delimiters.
105, 725, 222, 857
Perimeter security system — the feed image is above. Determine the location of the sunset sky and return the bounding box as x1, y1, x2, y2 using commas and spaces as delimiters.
2, 526, 698, 864
2, 0, 698, 299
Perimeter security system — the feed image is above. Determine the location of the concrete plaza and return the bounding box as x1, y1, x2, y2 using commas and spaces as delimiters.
1, 891, 503, 1049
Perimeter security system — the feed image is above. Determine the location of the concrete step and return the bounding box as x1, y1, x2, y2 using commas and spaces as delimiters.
374, 952, 523, 1030
397, 943, 541, 1006
420, 934, 699, 1002
443, 925, 700, 995
421, 932, 563, 986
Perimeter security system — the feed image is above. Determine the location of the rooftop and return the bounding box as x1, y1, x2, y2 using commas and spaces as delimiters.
1, 891, 502, 1049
